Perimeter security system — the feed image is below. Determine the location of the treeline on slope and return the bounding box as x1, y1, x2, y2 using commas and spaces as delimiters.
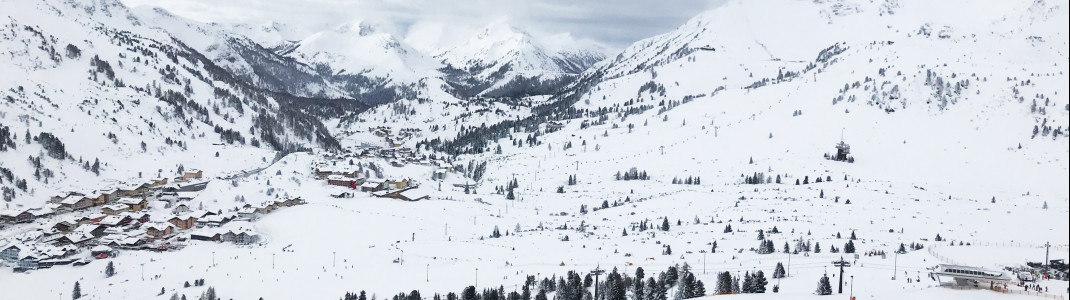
342, 264, 708, 300
160, 34, 366, 151
420, 68, 608, 155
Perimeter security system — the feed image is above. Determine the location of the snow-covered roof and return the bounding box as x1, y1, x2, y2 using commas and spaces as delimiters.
146, 223, 173, 231
176, 191, 199, 199
400, 189, 429, 200
98, 215, 128, 226
361, 181, 382, 188
60, 195, 86, 205
327, 174, 351, 181
118, 198, 146, 205
91, 245, 113, 252
102, 203, 127, 211
72, 224, 102, 235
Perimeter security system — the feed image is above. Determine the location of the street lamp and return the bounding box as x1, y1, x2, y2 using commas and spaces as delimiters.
476, 267, 479, 287
893, 251, 898, 280
850, 275, 855, 300
141, 263, 145, 281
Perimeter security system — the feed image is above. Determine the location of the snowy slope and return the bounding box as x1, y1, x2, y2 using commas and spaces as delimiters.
1, 0, 1067, 299
0, 0, 352, 208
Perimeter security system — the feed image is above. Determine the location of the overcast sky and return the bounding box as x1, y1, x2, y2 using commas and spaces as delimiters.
120, 0, 726, 51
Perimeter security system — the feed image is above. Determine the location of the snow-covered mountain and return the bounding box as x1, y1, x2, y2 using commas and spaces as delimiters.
434, 0, 1068, 196
274, 20, 444, 104
0, 0, 363, 206
133, 7, 348, 99
437, 21, 609, 98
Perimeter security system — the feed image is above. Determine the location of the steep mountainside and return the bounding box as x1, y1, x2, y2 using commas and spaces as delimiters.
133, 7, 348, 99
0, 0, 364, 207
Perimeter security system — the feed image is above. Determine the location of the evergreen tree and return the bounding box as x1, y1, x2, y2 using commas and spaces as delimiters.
773, 262, 786, 279
715, 272, 733, 294
661, 218, 670, 231
844, 240, 856, 254
814, 242, 822, 253
693, 280, 706, 297
711, 241, 718, 253
757, 229, 765, 240
816, 274, 833, 295
633, 268, 646, 300
202, 287, 217, 300
73, 281, 82, 299
849, 231, 857, 240
105, 261, 116, 277
464, 286, 480, 300
752, 271, 768, 293
741, 272, 754, 293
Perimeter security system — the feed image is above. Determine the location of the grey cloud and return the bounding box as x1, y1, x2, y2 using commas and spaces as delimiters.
121, 0, 726, 50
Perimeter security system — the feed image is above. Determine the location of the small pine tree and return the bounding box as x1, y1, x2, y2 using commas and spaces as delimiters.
752, 271, 768, 293
773, 262, 786, 278
816, 274, 832, 295
105, 261, 115, 277
73, 281, 82, 299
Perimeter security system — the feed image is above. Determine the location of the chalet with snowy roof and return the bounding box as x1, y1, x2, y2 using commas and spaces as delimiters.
17, 253, 40, 270
197, 213, 237, 228
168, 215, 197, 230
221, 229, 260, 245
237, 207, 259, 221
90, 245, 116, 258
177, 181, 209, 192
30, 208, 55, 219
361, 178, 387, 192
131, 212, 151, 223
56, 233, 95, 246
85, 192, 107, 207
176, 191, 199, 201
101, 203, 128, 215
1, 244, 22, 262
190, 231, 220, 242
376, 187, 430, 202
118, 198, 148, 211
98, 215, 133, 227
87, 213, 107, 223
51, 220, 77, 233
327, 175, 359, 189
181, 169, 203, 181
172, 203, 190, 215
60, 194, 93, 211
122, 183, 153, 197
49, 192, 84, 203
388, 178, 411, 189
149, 177, 169, 187
145, 223, 175, 239
279, 197, 303, 207
1, 209, 35, 224
72, 224, 106, 238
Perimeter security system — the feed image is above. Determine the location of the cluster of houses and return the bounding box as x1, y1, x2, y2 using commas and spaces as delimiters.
312, 150, 438, 201
0, 170, 207, 225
